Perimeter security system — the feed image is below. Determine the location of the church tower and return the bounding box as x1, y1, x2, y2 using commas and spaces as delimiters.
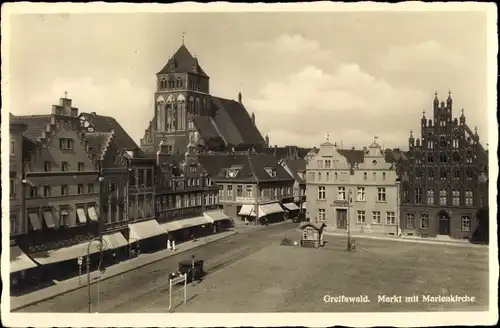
153, 38, 211, 154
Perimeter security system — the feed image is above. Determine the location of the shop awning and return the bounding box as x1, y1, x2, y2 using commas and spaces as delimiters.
31, 241, 101, 265
76, 208, 87, 224
88, 206, 98, 222
283, 203, 300, 211
203, 210, 230, 223
160, 221, 183, 233
42, 211, 56, 228
177, 216, 212, 229
258, 202, 284, 218
28, 212, 42, 231
102, 232, 128, 250
10, 246, 38, 273
129, 220, 165, 241
238, 205, 255, 216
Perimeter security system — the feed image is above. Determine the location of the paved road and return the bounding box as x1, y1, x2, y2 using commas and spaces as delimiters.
18, 222, 296, 313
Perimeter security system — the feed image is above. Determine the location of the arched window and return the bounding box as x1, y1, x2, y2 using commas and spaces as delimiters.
440, 168, 447, 179
196, 98, 201, 115
428, 168, 434, 179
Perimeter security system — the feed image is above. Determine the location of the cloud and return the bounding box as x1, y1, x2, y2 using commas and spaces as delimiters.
25, 77, 153, 144
247, 62, 428, 148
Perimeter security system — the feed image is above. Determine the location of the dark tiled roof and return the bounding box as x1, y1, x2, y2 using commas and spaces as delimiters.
282, 158, 307, 184
194, 116, 226, 150
198, 152, 294, 182
85, 132, 113, 160
337, 149, 365, 164
157, 44, 208, 77
80, 112, 144, 157
15, 115, 51, 141
268, 146, 312, 160
210, 97, 266, 149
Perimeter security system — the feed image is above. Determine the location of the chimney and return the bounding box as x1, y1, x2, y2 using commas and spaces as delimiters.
91, 112, 96, 116
238, 92, 242, 103
251, 112, 255, 125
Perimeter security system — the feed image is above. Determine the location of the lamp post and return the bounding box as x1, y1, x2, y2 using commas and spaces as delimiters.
347, 189, 353, 251
396, 178, 401, 237
87, 237, 107, 313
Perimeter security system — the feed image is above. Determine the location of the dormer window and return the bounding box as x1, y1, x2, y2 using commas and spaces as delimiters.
60, 138, 74, 150
264, 167, 277, 177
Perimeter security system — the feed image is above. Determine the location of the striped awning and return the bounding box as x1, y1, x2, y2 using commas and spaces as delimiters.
238, 205, 255, 216
258, 202, 284, 218
129, 219, 165, 241
203, 210, 230, 222
102, 232, 128, 250
283, 203, 300, 211
10, 246, 38, 273
31, 241, 101, 265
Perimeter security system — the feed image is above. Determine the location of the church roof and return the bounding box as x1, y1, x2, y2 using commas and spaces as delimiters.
193, 116, 226, 150
15, 115, 52, 141
157, 44, 208, 77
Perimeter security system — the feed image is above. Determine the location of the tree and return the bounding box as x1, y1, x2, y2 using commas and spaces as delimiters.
471, 206, 489, 244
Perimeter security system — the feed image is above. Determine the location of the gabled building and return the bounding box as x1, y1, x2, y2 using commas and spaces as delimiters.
140, 43, 267, 155
15, 96, 103, 281
198, 150, 295, 224
397, 92, 489, 239
80, 111, 160, 254
279, 157, 307, 215
154, 141, 228, 243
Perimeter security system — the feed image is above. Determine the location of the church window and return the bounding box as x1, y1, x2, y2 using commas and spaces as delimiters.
440, 168, 447, 179
439, 153, 447, 163
439, 137, 446, 148
465, 168, 473, 180
453, 169, 460, 180
427, 154, 434, 163
427, 140, 434, 149
427, 189, 434, 205
439, 189, 448, 205
452, 152, 460, 163
452, 138, 460, 149
427, 168, 434, 180
415, 188, 423, 205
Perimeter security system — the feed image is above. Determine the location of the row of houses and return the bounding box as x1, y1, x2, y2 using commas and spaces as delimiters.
7, 95, 306, 291
306, 92, 489, 240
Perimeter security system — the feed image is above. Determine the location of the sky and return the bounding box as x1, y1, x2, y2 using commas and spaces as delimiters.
6, 9, 493, 150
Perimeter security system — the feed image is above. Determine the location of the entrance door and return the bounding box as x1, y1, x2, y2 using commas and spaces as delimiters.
336, 209, 347, 229
437, 211, 451, 235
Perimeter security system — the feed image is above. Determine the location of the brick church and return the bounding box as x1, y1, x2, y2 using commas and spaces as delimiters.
140, 43, 269, 156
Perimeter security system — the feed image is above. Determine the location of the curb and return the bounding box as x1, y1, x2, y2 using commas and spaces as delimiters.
11, 231, 237, 312
321, 232, 487, 248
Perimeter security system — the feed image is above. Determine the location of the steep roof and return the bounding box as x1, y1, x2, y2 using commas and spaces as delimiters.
15, 115, 51, 141
157, 44, 208, 76
209, 96, 266, 149
193, 116, 226, 150
336, 149, 365, 164
282, 158, 307, 184
85, 132, 113, 160
80, 112, 144, 157
198, 152, 294, 182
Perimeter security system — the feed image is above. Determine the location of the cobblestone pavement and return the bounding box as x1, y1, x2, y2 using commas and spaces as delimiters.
16, 222, 296, 313
150, 232, 489, 313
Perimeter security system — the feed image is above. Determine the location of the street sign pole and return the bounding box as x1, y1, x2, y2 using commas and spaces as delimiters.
78, 256, 83, 285
168, 273, 187, 312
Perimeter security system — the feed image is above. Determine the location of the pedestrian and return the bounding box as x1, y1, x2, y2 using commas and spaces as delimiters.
167, 239, 172, 251
397, 227, 402, 237
172, 240, 176, 251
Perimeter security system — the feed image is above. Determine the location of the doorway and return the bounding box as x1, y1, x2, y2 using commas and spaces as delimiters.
437, 211, 451, 235
336, 209, 347, 229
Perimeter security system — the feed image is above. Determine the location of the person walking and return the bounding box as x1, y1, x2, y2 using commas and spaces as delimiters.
172, 239, 176, 251
167, 239, 172, 251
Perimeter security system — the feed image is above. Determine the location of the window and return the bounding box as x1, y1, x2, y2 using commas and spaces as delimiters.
334, 172, 338, 180
415, 187, 423, 204
77, 184, 84, 195
428, 168, 434, 180
377, 188, 386, 202
403, 188, 409, 204
44, 161, 51, 172
318, 172, 322, 181
218, 185, 224, 199
317, 160, 323, 168
10, 135, 15, 155
415, 168, 422, 179
273, 188, 278, 198
439, 153, 447, 163
363, 172, 367, 180
357, 210, 366, 223
59, 138, 74, 150
245, 185, 253, 198
427, 154, 434, 163
452, 152, 460, 163
78, 162, 85, 171
337, 187, 346, 200
196, 193, 202, 205
372, 211, 381, 224
61, 185, 69, 196
43, 186, 51, 197
452, 189, 460, 206
146, 169, 153, 187
317, 209, 326, 221
318, 186, 326, 200
461, 215, 471, 232
137, 169, 144, 186
453, 138, 460, 149
386, 211, 396, 225
465, 190, 473, 206
465, 168, 473, 180
30, 187, 38, 198
420, 213, 429, 229
357, 187, 366, 201
61, 161, 69, 172
439, 189, 447, 205
10, 213, 17, 233
427, 189, 434, 205
227, 185, 233, 198
372, 172, 376, 181
176, 195, 182, 208
406, 213, 415, 229
10, 176, 16, 198
453, 169, 460, 180
88, 183, 95, 193
59, 206, 69, 226
427, 140, 434, 149
308, 172, 314, 181
325, 160, 332, 168
382, 172, 386, 181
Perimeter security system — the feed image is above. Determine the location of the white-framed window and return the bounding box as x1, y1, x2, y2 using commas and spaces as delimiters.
245, 185, 253, 198
356, 210, 366, 223
372, 172, 376, 181
461, 215, 471, 232
415, 187, 423, 204
10, 135, 15, 155
318, 172, 322, 181
218, 185, 224, 199
382, 172, 386, 180
318, 186, 326, 200
406, 213, 415, 229
452, 189, 460, 206
427, 189, 434, 205
273, 188, 278, 198
377, 188, 386, 202
372, 211, 381, 224
227, 185, 233, 198
236, 185, 243, 197
317, 209, 326, 221
453, 138, 460, 149
439, 189, 447, 205
465, 189, 473, 206
386, 211, 396, 225
176, 195, 182, 208
326, 172, 330, 181
420, 213, 429, 229
337, 187, 346, 200
334, 172, 338, 181
357, 187, 365, 201
325, 160, 332, 169
317, 160, 323, 168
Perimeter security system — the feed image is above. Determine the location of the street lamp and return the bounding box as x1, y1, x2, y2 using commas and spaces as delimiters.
347, 189, 353, 251
396, 177, 401, 237
87, 237, 107, 313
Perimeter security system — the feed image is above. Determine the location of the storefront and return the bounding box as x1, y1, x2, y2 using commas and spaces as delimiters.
10, 246, 39, 291
203, 210, 233, 232
128, 219, 166, 255
238, 202, 285, 224
161, 216, 213, 244
101, 231, 129, 265
282, 202, 300, 220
